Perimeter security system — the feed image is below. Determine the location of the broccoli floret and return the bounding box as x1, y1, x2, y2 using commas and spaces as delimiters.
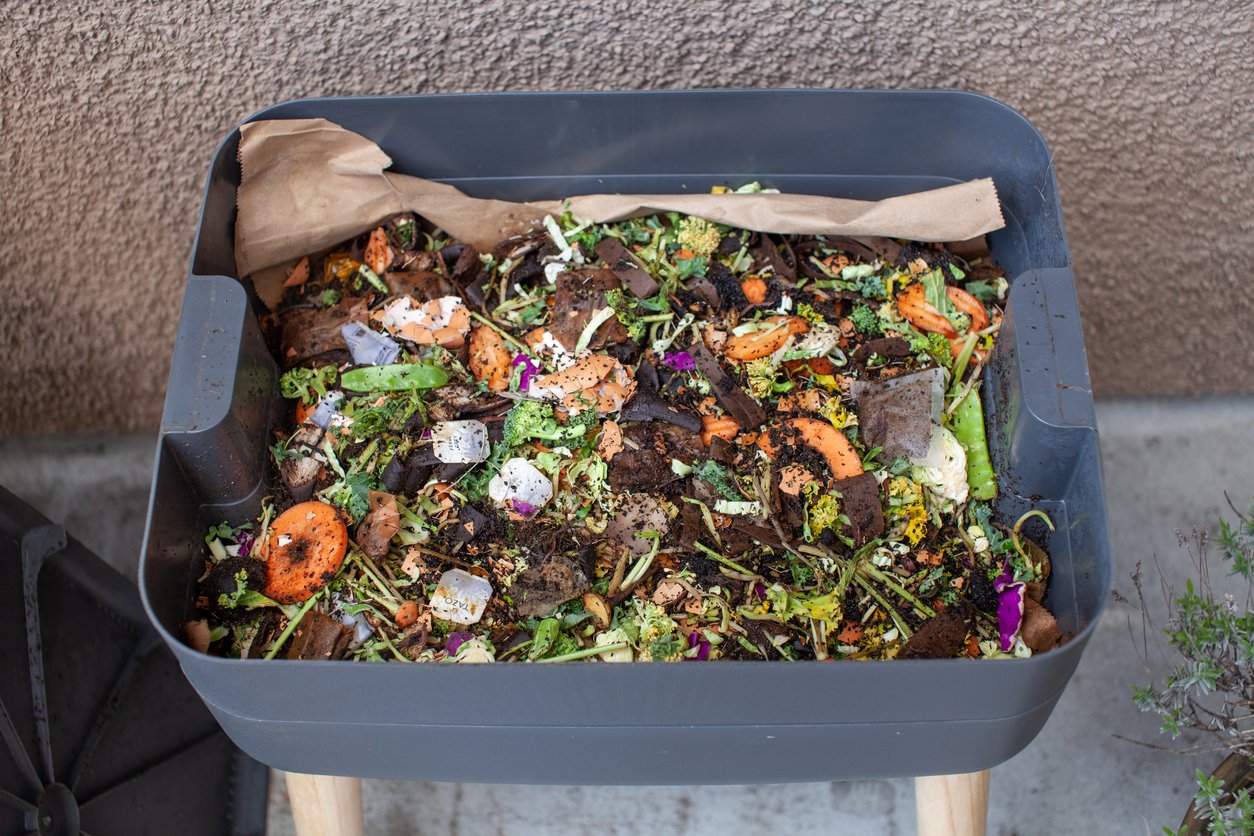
502, 401, 589, 448
908, 331, 952, 369
321, 470, 373, 523
279, 365, 338, 405
605, 288, 646, 341
858, 274, 888, 300
564, 404, 600, 437
692, 460, 743, 501
849, 303, 882, 336
675, 255, 708, 280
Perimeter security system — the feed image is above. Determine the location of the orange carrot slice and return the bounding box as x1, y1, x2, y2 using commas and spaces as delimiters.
364, 228, 393, 276
722, 316, 809, 362
700, 415, 741, 446
263, 501, 349, 603
896, 283, 989, 340
757, 417, 864, 481
294, 399, 316, 426
395, 600, 420, 628
741, 277, 767, 305
468, 326, 511, 392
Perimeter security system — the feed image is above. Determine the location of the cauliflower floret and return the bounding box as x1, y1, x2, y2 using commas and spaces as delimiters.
594, 628, 634, 662
910, 425, 969, 505
676, 217, 722, 259
452, 637, 495, 664
633, 600, 683, 661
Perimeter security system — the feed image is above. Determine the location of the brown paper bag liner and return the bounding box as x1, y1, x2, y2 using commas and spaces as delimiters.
235, 118, 1004, 298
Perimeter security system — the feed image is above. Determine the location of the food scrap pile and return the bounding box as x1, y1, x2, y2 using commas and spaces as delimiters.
187, 189, 1065, 664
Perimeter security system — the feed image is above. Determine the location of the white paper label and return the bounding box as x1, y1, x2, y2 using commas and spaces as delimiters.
431, 569, 493, 625
487, 457, 554, 513
341, 321, 401, 366
430, 420, 490, 464
309, 392, 344, 428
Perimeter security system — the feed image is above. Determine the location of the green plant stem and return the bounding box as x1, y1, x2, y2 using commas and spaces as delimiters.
536, 643, 628, 663
1012, 509, 1055, 570
264, 592, 323, 660
852, 574, 913, 640
622, 534, 662, 589
948, 332, 980, 395
497, 639, 533, 660
693, 540, 757, 577
857, 562, 936, 619
351, 550, 401, 610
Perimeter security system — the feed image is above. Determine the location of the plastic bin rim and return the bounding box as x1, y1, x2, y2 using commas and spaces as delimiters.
237, 87, 1046, 135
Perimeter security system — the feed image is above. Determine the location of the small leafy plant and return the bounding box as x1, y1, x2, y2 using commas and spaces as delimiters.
1130, 496, 1254, 835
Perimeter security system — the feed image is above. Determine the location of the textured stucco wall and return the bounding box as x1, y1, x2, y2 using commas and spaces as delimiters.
1, 1, 1250, 433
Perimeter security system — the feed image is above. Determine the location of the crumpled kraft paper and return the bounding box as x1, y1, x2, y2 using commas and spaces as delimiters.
235, 117, 1005, 284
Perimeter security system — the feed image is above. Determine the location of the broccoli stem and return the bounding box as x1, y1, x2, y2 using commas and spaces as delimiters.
950, 384, 998, 501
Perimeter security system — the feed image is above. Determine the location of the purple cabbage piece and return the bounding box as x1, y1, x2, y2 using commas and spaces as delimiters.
445, 632, 473, 656
512, 354, 540, 391
511, 499, 538, 518
236, 533, 255, 558
752, 582, 768, 602
661, 351, 696, 372
993, 561, 1015, 590
996, 586, 1025, 652
993, 561, 1025, 652
686, 630, 711, 661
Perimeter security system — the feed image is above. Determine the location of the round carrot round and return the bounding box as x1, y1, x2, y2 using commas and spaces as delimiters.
741, 277, 768, 305
395, 600, 420, 629
757, 417, 864, 482
293, 399, 316, 426
263, 501, 349, 603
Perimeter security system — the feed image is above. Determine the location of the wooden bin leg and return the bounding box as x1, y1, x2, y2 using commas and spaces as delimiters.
285, 771, 363, 836
915, 770, 989, 836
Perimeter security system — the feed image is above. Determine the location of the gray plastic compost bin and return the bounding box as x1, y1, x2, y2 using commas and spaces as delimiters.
140, 90, 1112, 785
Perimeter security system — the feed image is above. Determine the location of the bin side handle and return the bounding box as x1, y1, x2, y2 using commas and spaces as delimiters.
160, 275, 276, 508
1014, 266, 1095, 431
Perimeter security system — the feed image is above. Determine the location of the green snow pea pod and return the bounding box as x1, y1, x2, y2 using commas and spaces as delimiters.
950, 385, 997, 501
339, 363, 449, 393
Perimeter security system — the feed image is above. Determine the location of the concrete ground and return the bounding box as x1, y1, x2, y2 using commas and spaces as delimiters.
2, 397, 1252, 835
